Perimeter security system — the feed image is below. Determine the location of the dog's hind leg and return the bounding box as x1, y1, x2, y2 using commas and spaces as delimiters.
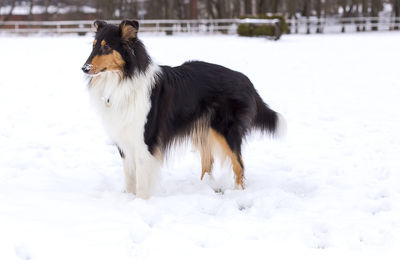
200, 154, 214, 180
232, 152, 244, 190
192, 127, 214, 180
209, 129, 245, 190
199, 134, 214, 180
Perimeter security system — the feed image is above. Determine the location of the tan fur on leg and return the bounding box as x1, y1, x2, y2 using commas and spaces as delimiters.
200, 155, 214, 180
209, 129, 244, 189
192, 127, 214, 180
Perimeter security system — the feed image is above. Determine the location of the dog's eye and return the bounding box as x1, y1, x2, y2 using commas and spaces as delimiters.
103, 44, 111, 51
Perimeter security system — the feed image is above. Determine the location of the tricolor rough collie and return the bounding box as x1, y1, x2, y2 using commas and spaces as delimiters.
82, 20, 284, 198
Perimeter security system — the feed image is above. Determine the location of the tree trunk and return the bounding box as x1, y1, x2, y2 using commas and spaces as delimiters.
393, 0, 400, 30
190, 0, 198, 19
44, 0, 52, 20
244, 0, 252, 15
28, 0, 34, 20
233, 0, 241, 17
302, 0, 311, 34
216, 0, 225, 18
129, 1, 137, 19
371, 0, 382, 31
167, 0, 173, 19
206, 0, 216, 18
340, 0, 346, 32
271, 0, 279, 13
2, 0, 16, 22
316, 0, 323, 33
361, 0, 368, 31
286, 0, 296, 33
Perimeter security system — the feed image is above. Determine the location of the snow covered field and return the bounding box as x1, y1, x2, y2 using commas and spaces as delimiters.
1, 32, 400, 260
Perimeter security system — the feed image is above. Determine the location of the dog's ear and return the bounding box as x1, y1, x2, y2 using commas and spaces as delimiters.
119, 20, 139, 42
94, 20, 107, 32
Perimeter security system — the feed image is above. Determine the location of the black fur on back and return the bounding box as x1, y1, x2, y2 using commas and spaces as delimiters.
144, 61, 280, 156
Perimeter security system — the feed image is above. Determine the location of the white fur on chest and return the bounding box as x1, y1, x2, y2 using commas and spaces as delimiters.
88, 64, 160, 159
88, 64, 161, 198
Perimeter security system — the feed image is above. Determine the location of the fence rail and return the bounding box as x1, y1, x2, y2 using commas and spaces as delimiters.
0, 19, 248, 34
0, 17, 399, 35
287, 16, 400, 34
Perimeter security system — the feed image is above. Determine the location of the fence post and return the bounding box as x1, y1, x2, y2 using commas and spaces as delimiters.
341, 18, 345, 33
371, 17, 378, 31
274, 20, 281, 40
316, 17, 322, 33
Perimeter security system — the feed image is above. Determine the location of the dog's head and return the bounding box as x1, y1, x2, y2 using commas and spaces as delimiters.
82, 20, 150, 78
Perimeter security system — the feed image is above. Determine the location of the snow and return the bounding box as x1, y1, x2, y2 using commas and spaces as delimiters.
1, 32, 400, 259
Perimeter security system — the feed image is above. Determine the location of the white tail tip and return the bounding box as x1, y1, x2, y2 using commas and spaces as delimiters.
274, 112, 287, 138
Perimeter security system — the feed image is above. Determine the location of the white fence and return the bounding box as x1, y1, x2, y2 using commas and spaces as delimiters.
0, 19, 255, 34
0, 17, 399, 35
287, 16, 400, 34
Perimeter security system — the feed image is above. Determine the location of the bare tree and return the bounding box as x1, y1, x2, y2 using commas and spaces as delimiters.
2, 0, 16, 22
361, 0, 369, 30
287, 0, 296, 18
165, 0, 174, 19
354, 0, 361, 31
257, 0, 266, 14
315, 0, 323, 33
371, 0, 383, 30
28, 0, 34, 18
301, 0, 311, 34
393, 0, 400, 29
232, 0, 241, 17
271, 0, 280, 13
94, 0, 119, 19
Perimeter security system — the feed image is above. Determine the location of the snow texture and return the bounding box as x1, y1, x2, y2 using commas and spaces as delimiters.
1, 32, 400, 260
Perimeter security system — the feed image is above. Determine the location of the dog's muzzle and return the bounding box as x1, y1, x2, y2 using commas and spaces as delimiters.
81, 64, 92, 74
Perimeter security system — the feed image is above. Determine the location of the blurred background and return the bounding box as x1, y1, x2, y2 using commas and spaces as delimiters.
0, 0, 399, 36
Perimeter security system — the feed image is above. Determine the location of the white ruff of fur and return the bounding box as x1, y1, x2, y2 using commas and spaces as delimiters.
88, 64, 161, 199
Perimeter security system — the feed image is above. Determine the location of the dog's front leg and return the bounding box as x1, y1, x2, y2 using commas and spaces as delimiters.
134, 154, 161, 199
123, 158, 137, 194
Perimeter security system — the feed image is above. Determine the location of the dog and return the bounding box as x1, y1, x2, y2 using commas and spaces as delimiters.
82, 20, 284, 198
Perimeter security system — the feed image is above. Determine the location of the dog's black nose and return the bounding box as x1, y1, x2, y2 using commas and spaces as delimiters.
82, 64, 91, 73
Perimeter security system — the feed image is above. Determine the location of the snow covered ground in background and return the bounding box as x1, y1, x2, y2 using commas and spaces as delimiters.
1, 32, 400, 260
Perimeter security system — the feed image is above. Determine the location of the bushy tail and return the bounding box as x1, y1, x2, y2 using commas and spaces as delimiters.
253, 97, 286, 137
